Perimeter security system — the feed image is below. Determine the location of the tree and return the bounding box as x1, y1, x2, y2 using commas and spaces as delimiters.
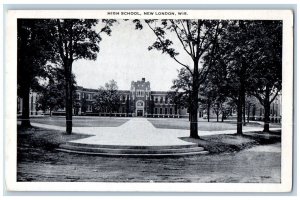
220, 100, 234, 122
93, 80, 121, 116
215, 20, 268, 135
250, 21, 282, 132
133, 19, 223, 138
202, 38, 233, 123
54, 19, 115, 134
17, 19, 56, 127
36, 67, 65, 116
169, 68, 193, 119
36, 66, 76, 116
212, 20, 282, 134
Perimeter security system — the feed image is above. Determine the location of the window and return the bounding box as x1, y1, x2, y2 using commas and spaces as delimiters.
165, 97, 168, 104
170, 108, 173, 114
76, 93, 80, 100
160, 97, 163, 103
137, 101, 143, 106
165, 108, 168, 114
120, 95, 126, 103
136, 90, 145, 97
87, 105, 92, 112
155, 98, 158, 103
154, 108, 158, 114
160, 108, 163, 114
86, 93, 91, 100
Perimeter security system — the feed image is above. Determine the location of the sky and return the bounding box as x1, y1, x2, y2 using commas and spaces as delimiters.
72, 20, 191, 91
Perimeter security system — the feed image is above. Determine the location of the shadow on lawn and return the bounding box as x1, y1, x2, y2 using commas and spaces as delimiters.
17, 126, 93, 151
18, 125, 281, 156
180, 130, 281, 154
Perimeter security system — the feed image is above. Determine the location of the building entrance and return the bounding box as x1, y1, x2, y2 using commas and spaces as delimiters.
135, 100, 145, 117
137, 110, 143, 117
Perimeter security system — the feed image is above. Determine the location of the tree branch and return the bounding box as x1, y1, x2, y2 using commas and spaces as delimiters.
170, 20, 193, 57
269, 89, 280, 104
56, 19, 66, 62
145, 20, 193, 75
179, 20, 194, 56
185, 20, 196, 56
172, 56, 193, 75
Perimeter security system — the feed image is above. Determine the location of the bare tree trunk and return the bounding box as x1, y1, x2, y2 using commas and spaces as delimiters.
243, 94, 246, 126
237, 96, 243, 135
207, 99, 210, 122
221, 111, 224, 122
190, 62, 199, 139
65, 63, 73, 135
252, 105, 256, 120
247, 103, 250, 123
190, 93, 199, 138
237, 82, 245, 135
263, 86, 271, 132
21, 84, 31, 128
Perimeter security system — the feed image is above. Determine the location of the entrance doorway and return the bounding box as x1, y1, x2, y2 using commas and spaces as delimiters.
137, 110, 143, 117
135, 100, 145, 117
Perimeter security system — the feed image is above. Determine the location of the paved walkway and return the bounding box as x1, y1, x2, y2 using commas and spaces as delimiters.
31, 118, 281, 147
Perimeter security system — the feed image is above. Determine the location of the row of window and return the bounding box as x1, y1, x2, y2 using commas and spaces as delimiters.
136, 90, 149, 97
76, 93, 93, 100
76, 92, 170, 104
85, 106, 176, 115
154, 97, 169, 104
154, 107, 176, 115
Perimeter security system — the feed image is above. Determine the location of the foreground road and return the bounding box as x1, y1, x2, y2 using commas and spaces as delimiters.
17, 143, 281, 183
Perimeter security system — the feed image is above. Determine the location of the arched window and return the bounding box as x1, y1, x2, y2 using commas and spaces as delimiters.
136, 100, 144, 107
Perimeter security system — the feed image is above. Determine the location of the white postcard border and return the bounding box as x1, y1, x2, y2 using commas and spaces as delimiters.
4, 9, 294, 192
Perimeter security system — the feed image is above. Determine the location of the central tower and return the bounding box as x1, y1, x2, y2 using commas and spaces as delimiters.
130, 78, 151, 117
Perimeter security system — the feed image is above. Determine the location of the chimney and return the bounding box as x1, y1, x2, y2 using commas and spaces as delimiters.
142, 78, 145, 82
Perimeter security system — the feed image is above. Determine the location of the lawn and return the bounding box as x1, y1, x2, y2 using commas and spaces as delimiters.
17, 126, 281, 183
148, 118, 281, 131
28, 116, 129, 127
26, 116, 281, 132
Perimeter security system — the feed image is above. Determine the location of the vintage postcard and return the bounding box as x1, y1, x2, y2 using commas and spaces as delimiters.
4, 9, 293, 192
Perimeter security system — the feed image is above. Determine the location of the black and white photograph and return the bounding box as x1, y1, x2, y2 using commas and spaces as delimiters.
4, 10, 293, 192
